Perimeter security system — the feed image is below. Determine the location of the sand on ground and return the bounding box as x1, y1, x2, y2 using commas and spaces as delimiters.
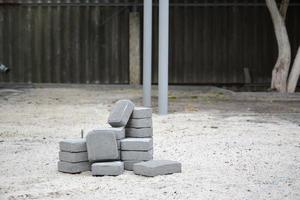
0, 85, 299, 200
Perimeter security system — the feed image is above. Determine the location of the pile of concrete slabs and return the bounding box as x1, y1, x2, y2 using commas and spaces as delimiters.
121, 106, 153, 171
57, 99, 181, 177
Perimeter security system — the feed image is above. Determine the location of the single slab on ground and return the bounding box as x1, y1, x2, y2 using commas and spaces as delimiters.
59, 138, 87, 152
133, 160, 181, 177
86, 129, 119, 162
92, 161, 124, 176
108, 100, 135, 127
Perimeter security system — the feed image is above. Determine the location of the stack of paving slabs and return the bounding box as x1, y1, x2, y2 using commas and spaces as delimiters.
121, 107, 153, 170
57, 99, 182, 177
58, 138, 90, 174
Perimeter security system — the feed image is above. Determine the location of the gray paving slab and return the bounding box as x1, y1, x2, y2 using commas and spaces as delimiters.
108, 100, 135, 127
126, 127, 153, 138
59, 138, 87, 152
86, 129, 119, 162
117, 139, 121, 149
126, 118, 152, 128
133, 160, 182, 177
120, 138, 153, 151
121, 149, 153, 161
92, 161, 124, 176
124, 160, 144, 171
94, 127, 125, 139
58, 161, 90, 174
59, 151, 88, 163
131, 107, 152, 119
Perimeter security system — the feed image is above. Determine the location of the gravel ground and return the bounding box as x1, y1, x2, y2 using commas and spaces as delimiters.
0, 85, 299, 200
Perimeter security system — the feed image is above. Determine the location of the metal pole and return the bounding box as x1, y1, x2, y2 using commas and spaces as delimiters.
159, 0, 169, 115
143, 0, 152, 107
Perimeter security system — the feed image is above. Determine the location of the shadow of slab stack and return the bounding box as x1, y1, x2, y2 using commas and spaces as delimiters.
88, 100, 135, 176
58, 138, 90, 174
121, 107, 153, 170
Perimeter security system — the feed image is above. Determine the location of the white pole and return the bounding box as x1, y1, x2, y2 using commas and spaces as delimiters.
143, 0, 152, 107
159, 0, 169, 115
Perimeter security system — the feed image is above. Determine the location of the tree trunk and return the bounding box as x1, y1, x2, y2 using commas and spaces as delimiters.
287, 47, 300, 93
279, 0, 290, 20
266, 0, 291, 92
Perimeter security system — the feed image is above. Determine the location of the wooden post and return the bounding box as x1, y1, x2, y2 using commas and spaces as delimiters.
129, 12, 141, 85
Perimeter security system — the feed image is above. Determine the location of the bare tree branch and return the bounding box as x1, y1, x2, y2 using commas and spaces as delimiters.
266, 0, 291, 92
279, 0, 290, 20
287, 47, 300, 93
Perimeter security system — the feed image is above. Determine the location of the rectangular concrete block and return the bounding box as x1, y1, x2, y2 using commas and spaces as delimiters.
126, 127, 153, 138
86, 129, 119, 162
94, 127, 125, 139
108, 100, 135, 127
59, 138, 87, 152
117, 139, 121, 149
92, 161, 124, 176
121, 138, 153, 151
131, 107, 152, 119
58, 161, 90, 174
121, 149, 153, 161
124, 160, 144, 171
59, 151, 88, 163
133, 160, 182, 177
126, 118, 152, 128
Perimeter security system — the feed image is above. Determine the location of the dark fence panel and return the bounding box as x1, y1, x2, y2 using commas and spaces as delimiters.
152, 0, 300, 84
0, 1, 130, 84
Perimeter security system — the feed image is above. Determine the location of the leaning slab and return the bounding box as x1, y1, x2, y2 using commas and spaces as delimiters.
121, 138, 153, 151
126, 128, 153, 138
92, 161, 124, 176
108, 100, 135, 127
59, 151, 88, 163
121, 149, 153, 161
133, 160, 182, 177
58, 161, 90, 174
86, 129, 119, 162
124, 160, 143, 171
131, 107, 152, 119
59, 138, 87, 152
126, 118, 152, 128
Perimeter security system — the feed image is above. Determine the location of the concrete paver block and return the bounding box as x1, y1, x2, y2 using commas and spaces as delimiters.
58, 161, 90, 174
121, 149, 153, 161
108, 100, 135, 127
124, 160, 144, 171
92, 161, 124, 176
117, 140, 121, 149
131, 107, 152, 119
59, 138, 87, 152
59, 151, 88, 163
133, 160, 182, 177
94, 127, 125, 139
126, 127, 153, 138
86, 129, 119, 162
126, 118, 152, 128
121, 138, 153, 151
